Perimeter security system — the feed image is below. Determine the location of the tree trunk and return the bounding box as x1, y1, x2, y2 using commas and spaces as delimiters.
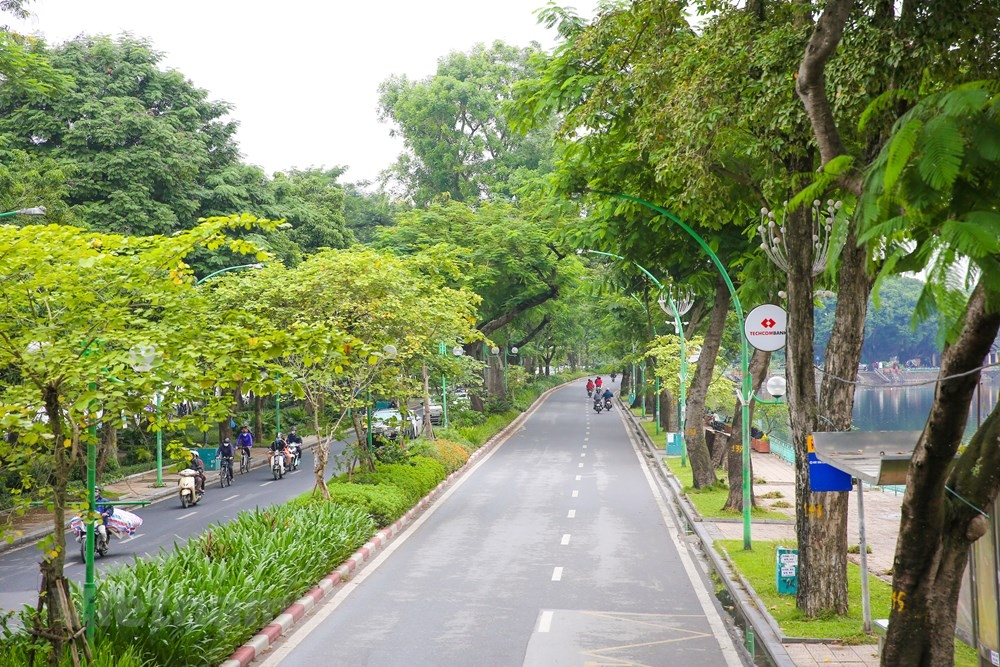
723, 348, 771, 511
254, 394, 264, 440
37, 383, 82, 663
660, 390, 673, 431
883, 284, 1000, 665
96, 422, 117, 479
310, 398, 331, 499
685, 273, 730, 488
485, 353, 504, 399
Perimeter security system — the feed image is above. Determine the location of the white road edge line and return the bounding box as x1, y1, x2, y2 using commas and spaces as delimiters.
616, 408, 744, 667
551, 567, 563, 581
567, 510, 576, 518
561, 534, 571, 546
538, 610, 554, 633
222, 495, 240, 502
176, 511, 197, 521
575, 475, 581, 481
256, 389, 554, 666
571, 490, 578, 498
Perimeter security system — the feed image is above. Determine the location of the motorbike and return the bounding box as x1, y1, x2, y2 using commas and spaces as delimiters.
288, 444, 301, 471
593, 397, 603, 413
178, 468, 203, 508
73, 519, 117, 562
270, 449, 286, 480
586, 387, 593, 398
603, 396, 613, 411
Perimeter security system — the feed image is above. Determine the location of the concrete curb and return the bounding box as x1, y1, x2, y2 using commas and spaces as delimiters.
619, 405, 798, 667
220, 381, 571, 667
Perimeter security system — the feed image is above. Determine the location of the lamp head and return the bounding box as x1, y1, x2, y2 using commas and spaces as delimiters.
510, 346, 518, 355
765, 376, 787, 398
452, 346, 464, 357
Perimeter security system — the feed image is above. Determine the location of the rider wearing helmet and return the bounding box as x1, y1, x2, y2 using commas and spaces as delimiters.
95, 486, 114, 538
286, 426, 303, 465
216, 437, 235, 475
189, 450, 206, 494
270, 432, 291, 468
236, 425, 253, 461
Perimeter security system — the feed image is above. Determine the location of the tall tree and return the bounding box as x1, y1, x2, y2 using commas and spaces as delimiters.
0, 214, 279, 661
0, 34, 241, 235
378, 41, 552, 206
857, 81, 1000, 666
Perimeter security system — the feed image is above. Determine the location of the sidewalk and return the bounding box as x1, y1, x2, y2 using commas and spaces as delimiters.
626, 413, 901, 667
704, 452, 900, 667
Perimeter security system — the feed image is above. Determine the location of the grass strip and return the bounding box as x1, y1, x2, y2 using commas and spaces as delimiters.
662, 456, 789, 521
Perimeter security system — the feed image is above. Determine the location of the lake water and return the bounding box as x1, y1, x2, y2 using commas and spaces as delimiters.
852, 376, 998, 439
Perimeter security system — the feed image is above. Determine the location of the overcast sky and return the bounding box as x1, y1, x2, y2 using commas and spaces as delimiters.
12, 0, 594, 184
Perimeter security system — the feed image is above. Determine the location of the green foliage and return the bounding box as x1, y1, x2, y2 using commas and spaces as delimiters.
86, 502, 374, 666
859, 81, 1000, 341
326, 481, 410, 528
0, 35, 242, 235
378, 41, 552, 205
353, 456, 446, 506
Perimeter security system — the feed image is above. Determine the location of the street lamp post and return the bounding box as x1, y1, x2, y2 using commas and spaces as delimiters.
439, 344, 463, 429
503, 346, 519, 394
598, 193, 756, 550
658, 293, 693, 466
0, 206, 46, 218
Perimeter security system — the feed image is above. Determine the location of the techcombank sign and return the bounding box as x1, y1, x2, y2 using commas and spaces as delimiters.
744, 303, 787, 352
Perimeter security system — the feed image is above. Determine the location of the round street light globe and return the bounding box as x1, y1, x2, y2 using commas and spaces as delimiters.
511, 347, 518, 354
491, 346, 500, 355
383, 344, 397, 359
452, 346, 464, 357
766, 376, 787, 398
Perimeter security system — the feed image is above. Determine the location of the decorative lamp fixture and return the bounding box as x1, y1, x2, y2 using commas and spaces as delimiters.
759, 199, 841, 275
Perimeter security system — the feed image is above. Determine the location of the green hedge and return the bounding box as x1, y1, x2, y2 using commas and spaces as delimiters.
325, 481, 410, 528
353, 456, 446, 505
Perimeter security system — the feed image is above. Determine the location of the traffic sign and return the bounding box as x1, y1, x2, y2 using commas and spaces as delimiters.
744, 303, 787, 352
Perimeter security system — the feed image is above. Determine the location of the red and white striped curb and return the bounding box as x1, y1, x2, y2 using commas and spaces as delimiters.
221, 381, 569, 667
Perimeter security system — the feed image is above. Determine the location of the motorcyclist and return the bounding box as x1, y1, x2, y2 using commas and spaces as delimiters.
216, 437, 235, 477
270, 433, 290, 469
595, 376, 603, 391
189, 450, 206, 495
602, 387, 614, 407
585, 378, 595, 397
610, 372, 617, 382
236, 425, 253, 461
286, 427, 303, 465
95, 487, 114, 540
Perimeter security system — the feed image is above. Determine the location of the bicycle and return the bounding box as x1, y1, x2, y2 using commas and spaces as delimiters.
219, 456, 234, 488
239, 447, 250, 475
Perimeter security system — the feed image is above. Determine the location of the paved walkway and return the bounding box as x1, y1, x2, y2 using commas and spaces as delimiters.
684, 448, 902, 666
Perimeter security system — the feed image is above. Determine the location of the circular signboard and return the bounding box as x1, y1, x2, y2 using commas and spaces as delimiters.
744, 304, 788, 352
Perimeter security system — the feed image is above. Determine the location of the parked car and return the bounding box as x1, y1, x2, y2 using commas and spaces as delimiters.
427, 402, 443, 425
369, 408, 419, 441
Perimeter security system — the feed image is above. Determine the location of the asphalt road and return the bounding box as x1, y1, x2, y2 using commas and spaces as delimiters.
256, 382, 748, 667
0, 440, 350, 615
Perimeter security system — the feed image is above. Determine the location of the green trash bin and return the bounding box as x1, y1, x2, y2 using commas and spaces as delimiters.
666, 432, 684, 455
776, 546, 798, 595
195, 448, 219, 471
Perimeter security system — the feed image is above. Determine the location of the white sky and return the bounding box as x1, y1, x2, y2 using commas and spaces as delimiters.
11, 0, 594, 184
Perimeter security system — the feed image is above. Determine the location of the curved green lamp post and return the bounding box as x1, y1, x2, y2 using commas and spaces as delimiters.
0, 206, 46, 218
599, 193, 755, 551
657, 293, 692, 467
